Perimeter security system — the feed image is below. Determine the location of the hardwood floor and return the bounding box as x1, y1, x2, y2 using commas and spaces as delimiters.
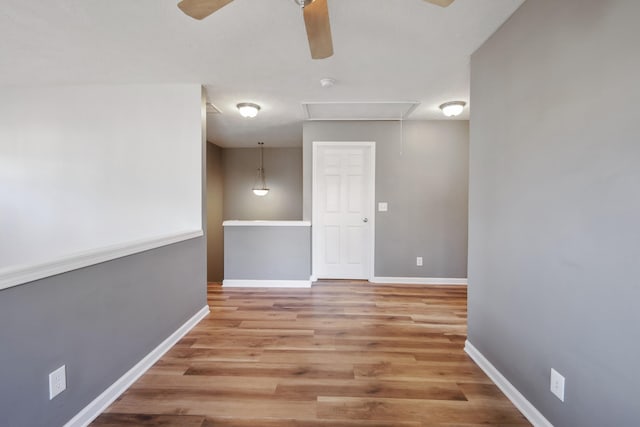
91, 281, 531, 427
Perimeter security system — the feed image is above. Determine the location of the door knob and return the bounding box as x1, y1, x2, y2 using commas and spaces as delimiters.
363, 218, 369, 223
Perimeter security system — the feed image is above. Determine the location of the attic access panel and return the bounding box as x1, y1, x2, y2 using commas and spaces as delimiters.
302, 101, 420, 121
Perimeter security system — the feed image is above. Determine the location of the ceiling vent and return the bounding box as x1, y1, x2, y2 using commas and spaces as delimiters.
302, 101, 419, 121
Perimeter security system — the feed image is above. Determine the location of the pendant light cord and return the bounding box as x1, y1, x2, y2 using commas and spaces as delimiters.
253, 142, 269, 195
399, 117, 404, 156
258, 142, 265, 186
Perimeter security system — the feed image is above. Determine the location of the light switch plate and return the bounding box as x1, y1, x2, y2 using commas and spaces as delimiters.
378, 202, 388, 212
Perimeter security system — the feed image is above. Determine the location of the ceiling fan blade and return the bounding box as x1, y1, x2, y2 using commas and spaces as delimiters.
423, 0, 455, 7
303, 0, 334, 60
177, 0, 234, 20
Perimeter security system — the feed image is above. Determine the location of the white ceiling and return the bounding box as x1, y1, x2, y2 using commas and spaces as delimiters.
0, 0, 525, 147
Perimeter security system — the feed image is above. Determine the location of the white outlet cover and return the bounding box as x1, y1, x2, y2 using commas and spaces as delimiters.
49, 365, 67, 400
378, 202, 388, 212
416, 256, 423, 266
550, 368, 565, 402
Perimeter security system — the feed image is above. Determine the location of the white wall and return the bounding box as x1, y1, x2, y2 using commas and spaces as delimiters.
0, 84, 203, 289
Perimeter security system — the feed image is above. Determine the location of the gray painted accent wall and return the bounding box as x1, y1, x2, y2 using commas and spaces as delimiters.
0, 238, 206, 427
222, 147, 302, 221
224, 226, 311, 280
468, 1, 640, 425
207, 142, 224, 282
303, 121, 468, 278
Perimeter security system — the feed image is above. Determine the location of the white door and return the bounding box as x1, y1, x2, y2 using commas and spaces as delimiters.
312, 142, 375, 280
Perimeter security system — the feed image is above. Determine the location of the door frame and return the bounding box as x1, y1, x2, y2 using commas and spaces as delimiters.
311, 141, 376, 281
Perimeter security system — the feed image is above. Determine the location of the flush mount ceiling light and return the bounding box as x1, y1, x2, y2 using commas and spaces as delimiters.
439, 101, 466, 117
237, 102, 261, 118
252, 142, 269, 196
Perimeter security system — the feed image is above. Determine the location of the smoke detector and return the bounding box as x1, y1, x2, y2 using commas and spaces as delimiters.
320, 78, 336, 88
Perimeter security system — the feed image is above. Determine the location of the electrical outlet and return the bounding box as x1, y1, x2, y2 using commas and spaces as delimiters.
550, 368, 565, 402
416, 256, 423, 266
378, 202, 388, 212
49, 365, 66, 400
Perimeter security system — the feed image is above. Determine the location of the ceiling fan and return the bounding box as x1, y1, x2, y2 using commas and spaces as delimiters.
177, 0, 455, 60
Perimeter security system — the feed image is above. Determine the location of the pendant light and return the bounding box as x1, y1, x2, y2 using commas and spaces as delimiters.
252, 142, 269, 196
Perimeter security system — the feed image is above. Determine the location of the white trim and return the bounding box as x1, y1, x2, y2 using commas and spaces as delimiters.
64, 305, 210, 427
368, 144, 376, 283
464, 340, 554, 427
306, 117, 410, 122
222, 220, 311, 227
312, 141, 376, 282
222, 279, 312, 288
0, 230, 203, 291
372, 276, 467, 285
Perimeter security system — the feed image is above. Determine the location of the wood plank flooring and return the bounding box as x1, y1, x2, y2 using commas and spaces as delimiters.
91, 281, 531, 427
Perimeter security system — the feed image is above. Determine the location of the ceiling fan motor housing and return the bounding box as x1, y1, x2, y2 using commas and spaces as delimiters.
294, 0, 314, 8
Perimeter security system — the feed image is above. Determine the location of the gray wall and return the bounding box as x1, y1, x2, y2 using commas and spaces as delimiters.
0, 238, 206, 427
468, 1, 640, 426
223, 147, 302, 221
303, 121, 468, 278
224, 226, 311, 280
207, 142, 224, 282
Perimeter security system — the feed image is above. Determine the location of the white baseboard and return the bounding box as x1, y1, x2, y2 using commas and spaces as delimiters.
64, 305, 210, 427
372, 276, 467, 285
222, 279, 312, 288
464, 340, 553, 427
